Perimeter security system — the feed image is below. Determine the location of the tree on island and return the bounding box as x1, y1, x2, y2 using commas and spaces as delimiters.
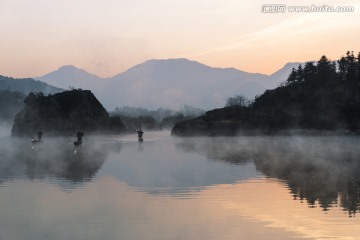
225, 94, 251, 107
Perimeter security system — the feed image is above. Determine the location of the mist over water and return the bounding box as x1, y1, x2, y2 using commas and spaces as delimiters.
0, 122, 11, 137
0, 131, 360, 239
176, 135, 360, 213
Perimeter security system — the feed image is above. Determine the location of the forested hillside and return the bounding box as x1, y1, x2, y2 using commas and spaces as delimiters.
172, 51, 360, 136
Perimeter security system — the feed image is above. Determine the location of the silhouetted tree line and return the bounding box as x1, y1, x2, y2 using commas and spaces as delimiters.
117, 113, 198, 130
223, 51, 360, 132
251, 51, 360, 131
111, 106, 204, 130
172, 51, 360, 136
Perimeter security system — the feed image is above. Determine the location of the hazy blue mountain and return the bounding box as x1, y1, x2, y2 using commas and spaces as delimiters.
35, 65, 108, 90
104, 59, 271, 110
0, 75, 63, 95
35, 59, 300, 110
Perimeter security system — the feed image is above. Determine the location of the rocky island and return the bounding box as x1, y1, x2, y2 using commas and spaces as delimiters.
11, 89, 126, 136
172, 52, 360, 136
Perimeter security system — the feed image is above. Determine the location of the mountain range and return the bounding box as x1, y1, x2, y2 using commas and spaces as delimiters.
0, 75, 63, 95
34, 59, 301, 110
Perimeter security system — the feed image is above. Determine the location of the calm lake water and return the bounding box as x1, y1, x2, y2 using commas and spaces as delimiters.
1, 131, 360, 240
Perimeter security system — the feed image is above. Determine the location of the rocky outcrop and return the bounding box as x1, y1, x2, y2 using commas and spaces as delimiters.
171, 107, 252, 136
11, 89, 126, 136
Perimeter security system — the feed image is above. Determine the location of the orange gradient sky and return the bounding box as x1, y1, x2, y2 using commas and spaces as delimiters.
0, 0, 359, 78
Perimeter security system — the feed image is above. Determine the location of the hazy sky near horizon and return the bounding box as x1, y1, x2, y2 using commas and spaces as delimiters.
1, 0, 359, 78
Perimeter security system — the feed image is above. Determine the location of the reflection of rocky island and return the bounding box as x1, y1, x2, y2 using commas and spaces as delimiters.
175, 136, 360, 216
172, 52, 360, 136
0, 137, 108, 183
11, 89, 126, 136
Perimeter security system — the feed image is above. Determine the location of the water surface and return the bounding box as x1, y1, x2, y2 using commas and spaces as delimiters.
1, 131, 360, 239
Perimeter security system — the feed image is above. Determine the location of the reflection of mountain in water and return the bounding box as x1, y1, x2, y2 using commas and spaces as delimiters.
0, 137, 108, 184
177, 136, 360, 216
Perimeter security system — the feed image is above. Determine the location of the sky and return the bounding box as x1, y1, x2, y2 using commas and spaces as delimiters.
0, 0, 359, 78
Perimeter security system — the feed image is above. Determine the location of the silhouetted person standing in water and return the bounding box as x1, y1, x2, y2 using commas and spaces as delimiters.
31, 131, 43, 144
137, 129, 144, 142
37, 131, 43, 141
74, 131, 84, 146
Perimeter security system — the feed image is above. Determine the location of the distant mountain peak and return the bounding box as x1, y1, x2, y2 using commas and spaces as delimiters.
145, 58, 195, 63
270, 62, 304, 77
283, 62, 302, 68
139, 58, 209, 67
57, 65, 81, 71
35, 65, 104, 90
55, 65, 95, 76
38, 65, 102, 79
